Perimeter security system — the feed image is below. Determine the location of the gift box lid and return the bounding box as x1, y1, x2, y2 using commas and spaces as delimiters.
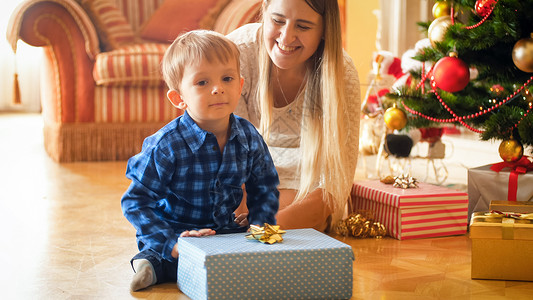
178, 228, 353, 257
353, 180, 468, 208
469, 211, 533, 240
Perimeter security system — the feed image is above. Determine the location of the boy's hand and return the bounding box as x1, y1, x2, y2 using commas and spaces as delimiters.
172, 229, 216, 258
234, 213, 249, 227
180, 228, 216, 237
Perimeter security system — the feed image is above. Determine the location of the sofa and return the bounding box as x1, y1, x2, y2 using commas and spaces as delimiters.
7, 0, 261, 162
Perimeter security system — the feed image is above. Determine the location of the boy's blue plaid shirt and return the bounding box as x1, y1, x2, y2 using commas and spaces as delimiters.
121, 111, 279, 261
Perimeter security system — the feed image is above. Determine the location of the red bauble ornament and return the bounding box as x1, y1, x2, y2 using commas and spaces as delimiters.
475, 0, 496, 17
432, 54, 470, 93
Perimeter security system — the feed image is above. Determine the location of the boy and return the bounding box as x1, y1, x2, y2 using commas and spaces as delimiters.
121, 30, 280, 291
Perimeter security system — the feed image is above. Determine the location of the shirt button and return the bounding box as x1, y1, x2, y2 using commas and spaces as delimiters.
212, 146, 217, 151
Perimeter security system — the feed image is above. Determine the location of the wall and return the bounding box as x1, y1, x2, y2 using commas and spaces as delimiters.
345, 1, 436, 98
1, 1, 42, 112
345, 0, 380, 98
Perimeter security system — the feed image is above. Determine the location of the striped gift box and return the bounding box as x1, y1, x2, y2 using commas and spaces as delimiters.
352, 180, 468, 240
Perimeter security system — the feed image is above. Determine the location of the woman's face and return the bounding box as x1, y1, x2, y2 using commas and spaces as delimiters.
263, 0, 324, 72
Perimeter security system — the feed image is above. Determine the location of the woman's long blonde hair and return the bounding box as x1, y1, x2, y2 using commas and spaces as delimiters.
257, 0, 351, 216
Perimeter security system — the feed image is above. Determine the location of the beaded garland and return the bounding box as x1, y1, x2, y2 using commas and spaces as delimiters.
401, 75, 533, 134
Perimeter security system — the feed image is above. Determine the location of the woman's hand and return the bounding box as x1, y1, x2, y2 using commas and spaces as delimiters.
172, 228, 216, 258
234, 213, 249, 227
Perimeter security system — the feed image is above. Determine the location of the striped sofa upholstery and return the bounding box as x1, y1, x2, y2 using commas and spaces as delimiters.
7, 0, 261, 162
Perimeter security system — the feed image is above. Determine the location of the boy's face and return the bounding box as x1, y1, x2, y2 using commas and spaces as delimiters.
168, 56, 243, 126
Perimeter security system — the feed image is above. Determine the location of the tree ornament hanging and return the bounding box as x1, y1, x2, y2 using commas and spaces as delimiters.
432, 52, 470, 93
512, 34, 533, 73
432, 1, 452, 19
490, 84, 505, 96
523, 88, 533, 105
498, 138, 524, 162
428, 16, 452, 47
475, 0, 497, 17
384, 104, 407, 130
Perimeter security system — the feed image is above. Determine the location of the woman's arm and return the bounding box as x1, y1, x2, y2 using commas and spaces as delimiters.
227, 24, 263, 124
343, 52, 362, 180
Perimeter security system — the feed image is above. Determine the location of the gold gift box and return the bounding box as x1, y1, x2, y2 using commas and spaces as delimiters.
470, 212, 533, 281
489, 200, 533, 214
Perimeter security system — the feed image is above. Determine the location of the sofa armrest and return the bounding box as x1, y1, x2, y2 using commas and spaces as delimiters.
7, 0, 99, 57
7, 0, 100, 123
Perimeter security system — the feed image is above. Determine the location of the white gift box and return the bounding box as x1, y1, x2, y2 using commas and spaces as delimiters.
468, 164, 533, 220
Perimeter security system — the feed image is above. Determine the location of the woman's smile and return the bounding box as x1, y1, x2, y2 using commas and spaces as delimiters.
277, 42, 299, 53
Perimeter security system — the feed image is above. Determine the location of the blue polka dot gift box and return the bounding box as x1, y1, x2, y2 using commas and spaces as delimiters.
177, 228, 354, 300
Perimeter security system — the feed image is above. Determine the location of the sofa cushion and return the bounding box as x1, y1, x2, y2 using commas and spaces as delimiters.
198, 0, 232, 30
93, 43, 169, 87
139, 0, 220, 43
113, 0, 166, 32
213, 0, 261, 35
80, 0, 137, 51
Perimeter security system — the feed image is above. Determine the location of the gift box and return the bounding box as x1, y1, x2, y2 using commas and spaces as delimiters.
470, 211, 533, 281
177, 228, 354, 300
468, 162, 533, 220
352, 180, 468, 240
490, 200, 533, 214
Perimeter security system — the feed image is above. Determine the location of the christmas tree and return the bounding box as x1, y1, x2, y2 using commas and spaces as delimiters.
387, 0, 533, 162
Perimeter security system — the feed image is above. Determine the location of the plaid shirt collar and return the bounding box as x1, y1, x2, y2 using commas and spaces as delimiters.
179, 111, 249, 153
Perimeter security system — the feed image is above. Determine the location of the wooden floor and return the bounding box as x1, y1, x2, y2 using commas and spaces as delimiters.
2, 112, 533, 300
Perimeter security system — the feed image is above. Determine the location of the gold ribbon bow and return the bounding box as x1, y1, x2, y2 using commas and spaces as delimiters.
245, 223, 286, 244
472, 211, 533, 224
393, 174, 419, 189
335, 213, 387, 238
472, 211, 533, 240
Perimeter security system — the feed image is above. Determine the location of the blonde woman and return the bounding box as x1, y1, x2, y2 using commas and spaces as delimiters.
228, 0, 361, 231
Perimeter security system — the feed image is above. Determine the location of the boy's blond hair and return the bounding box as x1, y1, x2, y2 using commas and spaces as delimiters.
161, 30, 241, 91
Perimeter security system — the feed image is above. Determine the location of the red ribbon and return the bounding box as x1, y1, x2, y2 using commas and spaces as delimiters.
490, 156, 533, 201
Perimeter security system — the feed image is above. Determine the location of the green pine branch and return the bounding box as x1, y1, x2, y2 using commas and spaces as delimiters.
391, 0, 533, 148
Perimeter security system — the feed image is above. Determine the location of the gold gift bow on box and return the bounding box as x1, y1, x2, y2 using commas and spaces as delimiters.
245, 224, 286, 244
472, 211, 533, 240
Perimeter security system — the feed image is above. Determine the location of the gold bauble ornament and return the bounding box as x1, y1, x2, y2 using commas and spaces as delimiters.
512, 34, 533, 73
498, 138, 523, 162
384, 104, 407, 130
432, 1, 451, 18
428, 16, 452, 47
